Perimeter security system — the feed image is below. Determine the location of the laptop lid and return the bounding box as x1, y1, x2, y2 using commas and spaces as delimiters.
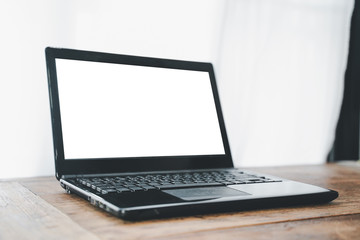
45, 47, 233, 179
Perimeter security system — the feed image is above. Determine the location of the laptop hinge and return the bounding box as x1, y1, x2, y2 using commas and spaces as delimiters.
60, 168, 236, 180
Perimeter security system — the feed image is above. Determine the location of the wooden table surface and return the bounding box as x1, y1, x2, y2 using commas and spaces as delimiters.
1, 163, 359, 240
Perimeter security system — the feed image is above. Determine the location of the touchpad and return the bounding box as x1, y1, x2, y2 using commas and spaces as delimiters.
163, 186, 249, 201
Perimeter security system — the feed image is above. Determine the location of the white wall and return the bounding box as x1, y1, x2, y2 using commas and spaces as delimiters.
0, 0, 225, 178
0, 0, 354, 178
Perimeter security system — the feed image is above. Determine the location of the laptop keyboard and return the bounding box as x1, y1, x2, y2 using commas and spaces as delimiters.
76, 170, 281, 195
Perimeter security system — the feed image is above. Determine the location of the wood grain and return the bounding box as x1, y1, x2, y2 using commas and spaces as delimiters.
2, 163, 359, 240
161, 214, 360, 240
0, 182, 99, 240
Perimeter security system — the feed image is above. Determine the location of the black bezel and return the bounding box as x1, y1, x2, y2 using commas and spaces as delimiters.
45, 47, 233, 179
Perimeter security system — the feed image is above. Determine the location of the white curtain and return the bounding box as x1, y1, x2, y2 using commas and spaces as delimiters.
0, 0, 223, 178
0, 0, 354, 178
216, 0, 354, 167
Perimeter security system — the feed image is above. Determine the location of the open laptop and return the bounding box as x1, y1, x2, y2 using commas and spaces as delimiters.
45, 47, 338, 220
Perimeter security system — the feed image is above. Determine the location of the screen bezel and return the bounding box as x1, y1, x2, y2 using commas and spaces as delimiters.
45, 47, 233, 179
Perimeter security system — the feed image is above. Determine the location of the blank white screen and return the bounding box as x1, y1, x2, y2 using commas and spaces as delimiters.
56, 59, 225, 159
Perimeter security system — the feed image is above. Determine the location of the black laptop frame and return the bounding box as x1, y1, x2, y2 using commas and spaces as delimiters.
45, 47, 233, 179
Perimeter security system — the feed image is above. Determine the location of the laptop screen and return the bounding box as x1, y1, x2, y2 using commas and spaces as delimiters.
55, 58, 225, 160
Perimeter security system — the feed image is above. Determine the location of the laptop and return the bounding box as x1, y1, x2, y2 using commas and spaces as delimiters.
45, 47, 338, 220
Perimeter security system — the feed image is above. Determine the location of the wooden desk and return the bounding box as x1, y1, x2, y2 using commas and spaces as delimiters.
1, 163, 359, 240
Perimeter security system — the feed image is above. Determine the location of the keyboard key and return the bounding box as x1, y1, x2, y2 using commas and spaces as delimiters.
159, 182, 223, 190
74, 170, 281, 194
128, 186, 144, 192
116, 187, 131, 193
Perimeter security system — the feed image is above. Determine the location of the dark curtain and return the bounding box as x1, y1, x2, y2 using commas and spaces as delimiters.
328, 1, 360, 161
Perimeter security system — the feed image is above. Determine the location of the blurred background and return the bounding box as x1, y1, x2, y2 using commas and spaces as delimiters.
0, 0, 354, 178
